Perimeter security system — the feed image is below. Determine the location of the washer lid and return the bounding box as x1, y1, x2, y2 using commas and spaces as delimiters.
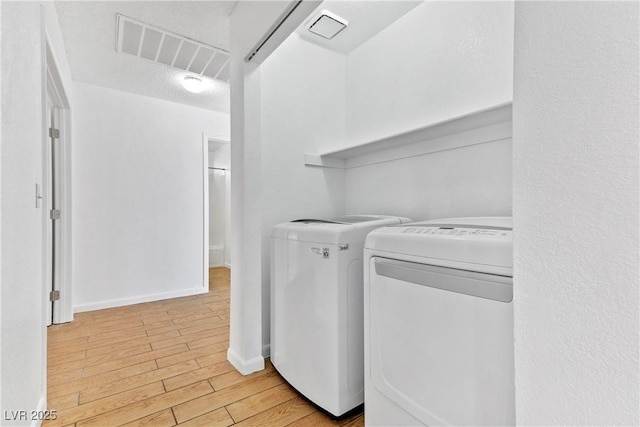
365, 217, 512, 270
272, 215, 413, 244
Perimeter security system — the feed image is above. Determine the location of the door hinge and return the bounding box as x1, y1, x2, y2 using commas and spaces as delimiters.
50, 209, 61, 220
49, 290, 60, 301
49, 128, 60, 139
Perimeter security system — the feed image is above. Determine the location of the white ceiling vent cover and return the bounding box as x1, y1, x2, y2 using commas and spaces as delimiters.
116, 14, 230, 82
307, 11, 348, 40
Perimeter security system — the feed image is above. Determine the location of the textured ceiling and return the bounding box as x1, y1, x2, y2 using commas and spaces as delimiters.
55, 1, 237, 113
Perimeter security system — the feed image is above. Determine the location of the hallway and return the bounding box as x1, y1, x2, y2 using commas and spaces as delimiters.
44, 268, 364, 426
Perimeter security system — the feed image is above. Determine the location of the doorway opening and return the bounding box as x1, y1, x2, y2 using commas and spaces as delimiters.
203, 134, 231, 289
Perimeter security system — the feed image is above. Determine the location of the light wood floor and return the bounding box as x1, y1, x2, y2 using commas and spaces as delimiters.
44, 268, 364, 427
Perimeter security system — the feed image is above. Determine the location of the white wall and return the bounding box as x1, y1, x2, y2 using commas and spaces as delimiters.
346, 1, 514, 145
73, 82, 229, 312
1, 2, 73, 423
513, 2, 639, 425
1, 1, 3, 413
1, 4, 46, 423
345, 139, 512, 220
259, 34, 347, 354
344, 1, 513, 221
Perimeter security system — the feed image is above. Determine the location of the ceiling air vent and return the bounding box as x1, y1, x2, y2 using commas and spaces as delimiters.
116, 14, 230, 82
307, 11, 348, 40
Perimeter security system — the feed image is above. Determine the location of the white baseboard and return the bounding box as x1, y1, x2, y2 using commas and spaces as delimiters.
31, 394, 46, 427
73, 287, 208, 313
227, 347, 264, 375
224, 262, 231, 269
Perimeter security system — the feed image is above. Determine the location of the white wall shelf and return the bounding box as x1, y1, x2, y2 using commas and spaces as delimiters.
305, 102, 513, 169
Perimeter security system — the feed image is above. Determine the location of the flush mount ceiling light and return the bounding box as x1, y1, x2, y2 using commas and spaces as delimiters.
183, 75, 204, 93
307, 10, 348, 40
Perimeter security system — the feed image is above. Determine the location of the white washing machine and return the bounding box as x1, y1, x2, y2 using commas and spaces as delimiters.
364, 217, 514, 426
271, 215, 412, 417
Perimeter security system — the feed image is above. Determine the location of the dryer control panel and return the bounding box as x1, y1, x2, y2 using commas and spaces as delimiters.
399, 225, 511, 237
364, 218, 513, 271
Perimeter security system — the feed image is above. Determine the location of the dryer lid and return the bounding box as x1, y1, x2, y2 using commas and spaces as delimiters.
291, 219, 348, 225
273, 215, 413, 244
292, 215, 407, 224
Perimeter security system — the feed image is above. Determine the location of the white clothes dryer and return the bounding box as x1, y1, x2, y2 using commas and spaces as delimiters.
271, 215, 412, 417
363, 217, 515, 426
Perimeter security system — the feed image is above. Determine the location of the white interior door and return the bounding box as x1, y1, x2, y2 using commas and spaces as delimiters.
45, 41, 72, 325
51, 106, 62, 323
45, 99, 53, 326
44, 103, 62, 326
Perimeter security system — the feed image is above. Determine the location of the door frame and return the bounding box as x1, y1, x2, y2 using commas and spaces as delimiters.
44, 37, 73, 324
202, 133, 230, 289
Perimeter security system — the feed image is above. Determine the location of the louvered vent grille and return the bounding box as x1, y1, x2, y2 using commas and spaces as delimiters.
116, 14, 230, 82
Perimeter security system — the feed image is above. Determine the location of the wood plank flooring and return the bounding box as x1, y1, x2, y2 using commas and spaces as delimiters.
44, 268, 364, 427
